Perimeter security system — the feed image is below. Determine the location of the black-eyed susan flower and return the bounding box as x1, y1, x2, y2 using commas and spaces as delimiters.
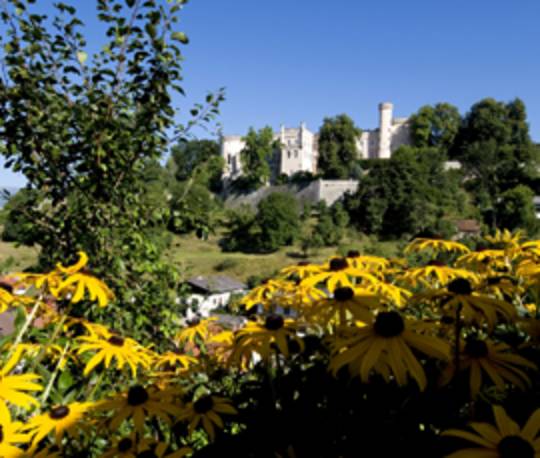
419, 278, 516, 329
346, 250, 390, 272
23, 402, 94, 450
178, 394, 237, 441
456, 249, 509, 273
404, 237, 470, 256
366, 281, 411, 308
400, 261, 477, 288
235, 314, 303, 360
309, 286, 379, 326
0, 401, 30, 457
97, 385, 182, 434
154, 350, 198, 374
77, 333, 152, 377
485, 229, 523, 251
440, 338, 537, 398
329, 311, 450, 390
175, 317, 217, 345
0, 350, 42, 409
240, 279, 294, 311
279, 261, 322, 281
301, 257, 379, 292
443, 405, 540, 458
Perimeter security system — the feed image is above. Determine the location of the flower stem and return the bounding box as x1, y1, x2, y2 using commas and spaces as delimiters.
9, 299, 41, 358
40, 342, 70, 403
453, 303, 463, 377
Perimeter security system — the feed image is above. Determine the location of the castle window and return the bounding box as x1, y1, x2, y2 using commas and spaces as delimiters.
294, 151, 298, 158
287, 151, 291, 159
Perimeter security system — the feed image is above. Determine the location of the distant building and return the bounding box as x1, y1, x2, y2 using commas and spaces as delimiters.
185, 275, 247, 318
221, 102, 412, 181
454, 219, 482, 239
534, 196, 540, 219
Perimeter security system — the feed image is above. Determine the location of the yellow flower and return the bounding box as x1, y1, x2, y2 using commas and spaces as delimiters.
54, 273, 113, 307
154, 351, 198, 373
309, 286, 379, 326
366, 281, 411, 308
443, 405, 540, 458
329, 311, 450, 390
175, 317, 217, 345
235, 314, 303, 361
440, 338, 537, 398
0, 401, 30, 458
418, 278, 516, 329
400, 261, 477, 288
456, 249, 509, 272
404, 237, 470, 255
178, 395, 237, 441
55, 251, 89, 275
97, 385, 183, 434
279, 261, 322, 281
485, 228, 523, 251
301, 257, 379, 292
345, 250, 391, 272
240, 279, 294, 310
77, 333, 152, 377
23, 402, 94, 450
0, 349, 42, 409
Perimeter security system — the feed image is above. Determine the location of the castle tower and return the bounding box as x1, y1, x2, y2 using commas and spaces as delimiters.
378, 102, 393, 159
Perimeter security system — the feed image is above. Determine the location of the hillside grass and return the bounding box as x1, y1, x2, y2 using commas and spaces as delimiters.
0, 230, 402, 282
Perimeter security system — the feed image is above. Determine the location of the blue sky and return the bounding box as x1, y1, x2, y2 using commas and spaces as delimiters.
1, 0, 540, 187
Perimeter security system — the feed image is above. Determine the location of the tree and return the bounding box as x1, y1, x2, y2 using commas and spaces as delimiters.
495, 185, 538, 233
344, 147, 472, 238
221, 193, 300, 253
0, 0, 223, 340
170, 139, 224, 193
409, 103, 461, 151
168, 181, 221, 238
1, 189, 43, 245
312, 202, 350, 246
317, 114, 362, 179
253, 192, 300, 252
237, 126, 277, 190
452, 98, 540, 227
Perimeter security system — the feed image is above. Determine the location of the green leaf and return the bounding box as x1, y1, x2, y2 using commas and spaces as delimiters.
171, 31, 189, 44
58, 371, 74, 391
76, 51, 88, 65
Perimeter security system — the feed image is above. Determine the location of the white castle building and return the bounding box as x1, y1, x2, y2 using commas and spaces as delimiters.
221, 102, 411, 180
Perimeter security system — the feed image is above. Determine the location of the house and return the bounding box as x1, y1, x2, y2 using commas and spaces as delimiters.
534, 196, 540, 219
185, 275, 247, 318
454, 219, 482, 239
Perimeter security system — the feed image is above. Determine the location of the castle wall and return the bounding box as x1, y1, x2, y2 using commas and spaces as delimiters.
222, 136, 245, 179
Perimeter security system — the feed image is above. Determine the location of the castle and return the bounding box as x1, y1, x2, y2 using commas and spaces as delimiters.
221, 102, 411, 180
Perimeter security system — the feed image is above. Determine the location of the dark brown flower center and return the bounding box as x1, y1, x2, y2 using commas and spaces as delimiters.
297, 261, 310, 266
127, 385, 149, 406
447, 278, 472, 295
187, 318, 200, 327
49, 405, 70, 420
194, 395, 214, 414
427, 260, 446, 267
464, 339, 489, 358
136, 452, 158, 458
497, 435, 534, 458
347, 250, 360, 258
374, 312, 405, 338
108, 335, 125, 346
334, 287, 354, 302
118, 438, 133, 452
329, 257, 348, 271
0, 425, 3, 443
265, 314, 284, 331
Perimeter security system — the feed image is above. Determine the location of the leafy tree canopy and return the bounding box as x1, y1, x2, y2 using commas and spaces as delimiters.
317, 114, 362, 179
237, 126, 277, 190
409, 103, 461, 151
170, 139, 224, 193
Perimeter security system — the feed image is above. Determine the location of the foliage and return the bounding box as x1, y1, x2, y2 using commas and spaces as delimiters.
236, 126, 277, 190
222, 193, 300, 253
452, 98, 540, 227
1, 230, 539, 456
168, 181, 222, 239
409, 103, 461, 151
317, 114, 362, 179
254, 192, 301, 252
1, 188, 43, 245
170, 139, 224, 193
495, 185, 538, 234
344, 147, 471, 238
0, 0, 223, 339
312, 202, 350, 246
